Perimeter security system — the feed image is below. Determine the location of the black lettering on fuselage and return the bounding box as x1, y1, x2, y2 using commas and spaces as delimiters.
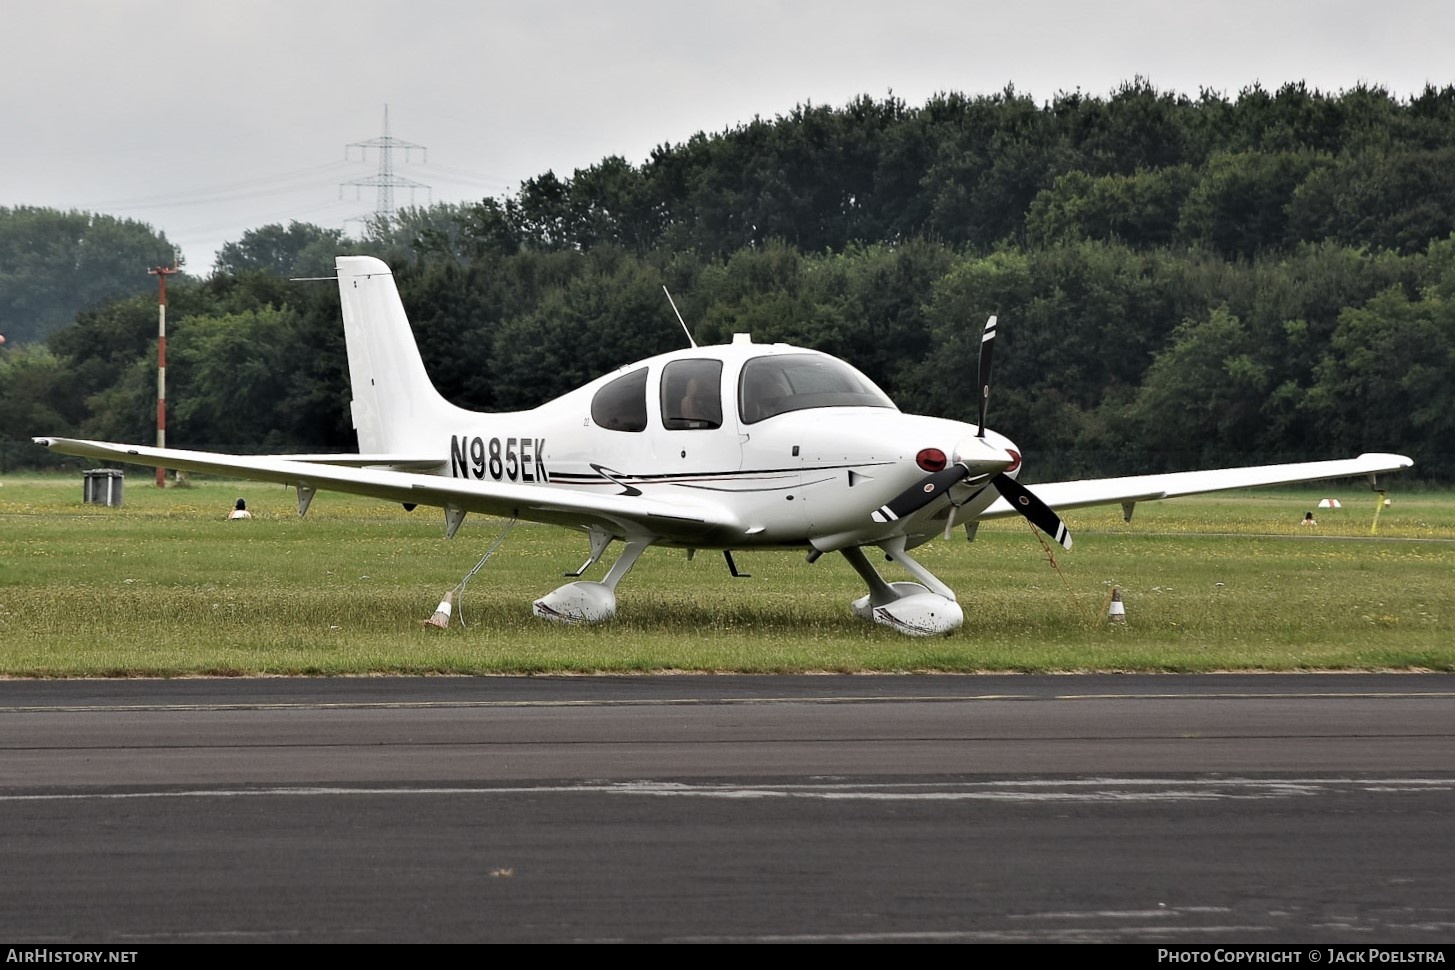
520, 437, 534, 482
449, 435, 549, 483
471, 436, 487, 478
450, 435, 468, 478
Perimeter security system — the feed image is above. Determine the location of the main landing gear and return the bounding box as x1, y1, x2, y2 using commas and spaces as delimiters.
532, 530, 653, 624
532, 530, 962, 637
839, 537, 963, 636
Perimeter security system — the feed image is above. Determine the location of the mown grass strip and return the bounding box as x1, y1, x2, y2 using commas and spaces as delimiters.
2, 475, 1451, 676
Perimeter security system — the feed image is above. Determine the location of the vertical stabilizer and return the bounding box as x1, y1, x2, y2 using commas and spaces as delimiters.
336, 256, 457, 454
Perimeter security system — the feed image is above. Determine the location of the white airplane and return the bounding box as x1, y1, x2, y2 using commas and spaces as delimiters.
36, 255, 1413, 636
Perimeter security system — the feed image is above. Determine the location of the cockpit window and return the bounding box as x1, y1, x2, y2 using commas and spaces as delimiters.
660, 359, 724, 430
738, 354, 895, 424
590, 367, 648, 432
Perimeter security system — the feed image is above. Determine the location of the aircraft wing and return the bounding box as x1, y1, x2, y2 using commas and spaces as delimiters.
33, 437, 742, 541
271, 453, 446, 471
975, 453, 1414, 520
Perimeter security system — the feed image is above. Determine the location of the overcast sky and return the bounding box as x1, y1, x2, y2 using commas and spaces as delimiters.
4, 1, 1453, 272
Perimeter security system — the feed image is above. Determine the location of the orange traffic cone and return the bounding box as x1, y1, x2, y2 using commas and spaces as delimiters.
1107, 587, 1126, 623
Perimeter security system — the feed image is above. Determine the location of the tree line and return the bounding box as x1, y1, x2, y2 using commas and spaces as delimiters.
3, 81, 1454, 479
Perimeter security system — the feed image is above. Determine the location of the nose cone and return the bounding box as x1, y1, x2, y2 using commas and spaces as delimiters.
953, 432, 1017, 477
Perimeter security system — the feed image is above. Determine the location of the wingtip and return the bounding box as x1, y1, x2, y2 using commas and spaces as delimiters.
1356, 453, 1415, 470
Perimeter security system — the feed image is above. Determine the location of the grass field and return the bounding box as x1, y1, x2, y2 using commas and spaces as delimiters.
2, 473, 1452, 677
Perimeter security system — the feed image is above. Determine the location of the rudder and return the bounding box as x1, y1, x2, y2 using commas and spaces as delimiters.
335, 255, 459, 454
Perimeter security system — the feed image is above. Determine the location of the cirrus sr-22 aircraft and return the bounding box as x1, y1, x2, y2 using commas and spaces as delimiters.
36, 256, 1413, 636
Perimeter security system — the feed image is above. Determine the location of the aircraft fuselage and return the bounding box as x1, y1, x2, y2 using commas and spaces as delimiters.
430, 337, 1020, 550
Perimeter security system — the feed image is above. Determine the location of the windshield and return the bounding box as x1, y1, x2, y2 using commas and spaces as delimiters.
738, 354, 895, 424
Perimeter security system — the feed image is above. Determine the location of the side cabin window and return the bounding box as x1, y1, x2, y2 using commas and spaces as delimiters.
590, 367, 648, 432
738, 354, 895, 424
660, 359, 724, 430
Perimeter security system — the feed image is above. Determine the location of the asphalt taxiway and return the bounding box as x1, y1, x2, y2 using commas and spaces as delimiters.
3, 673, 1453, 943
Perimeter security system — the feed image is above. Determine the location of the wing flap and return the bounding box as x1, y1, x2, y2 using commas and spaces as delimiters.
276, 453, 446, 472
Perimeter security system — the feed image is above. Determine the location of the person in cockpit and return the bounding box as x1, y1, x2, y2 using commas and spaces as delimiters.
680, 377, 715, 425
741, 365, 793, 422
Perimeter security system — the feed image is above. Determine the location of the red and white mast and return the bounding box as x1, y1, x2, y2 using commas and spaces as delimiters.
148, 263, 178, 487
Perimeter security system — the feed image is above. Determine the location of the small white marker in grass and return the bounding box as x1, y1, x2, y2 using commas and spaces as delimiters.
1107, 587, 1127, 624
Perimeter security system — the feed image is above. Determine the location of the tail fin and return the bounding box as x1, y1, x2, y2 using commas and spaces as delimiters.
336, 255, 461, 455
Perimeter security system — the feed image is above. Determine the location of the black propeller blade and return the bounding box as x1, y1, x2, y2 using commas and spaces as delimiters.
870, 464, 972, 523
990, 472, 1072, 550
977, 314, 996, 438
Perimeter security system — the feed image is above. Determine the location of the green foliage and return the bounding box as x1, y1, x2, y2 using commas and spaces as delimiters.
0, 206, 178, 344
912, 241, 1194, 476
487, 250, 685, 408
1288, 148, 1455, 254
1306, 284, 1455, 478
168, 306, 306, 449
0, 345, 73, 471
693, 238, 954, 396
213, 221, 353, 278
1126, 306, 1271, 466
364, 203, 503, 266
1177, 150, 1319, 259
1026, 167, 1198, 247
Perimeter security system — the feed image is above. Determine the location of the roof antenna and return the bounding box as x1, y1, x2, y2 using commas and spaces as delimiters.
663, 286, 697, 348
